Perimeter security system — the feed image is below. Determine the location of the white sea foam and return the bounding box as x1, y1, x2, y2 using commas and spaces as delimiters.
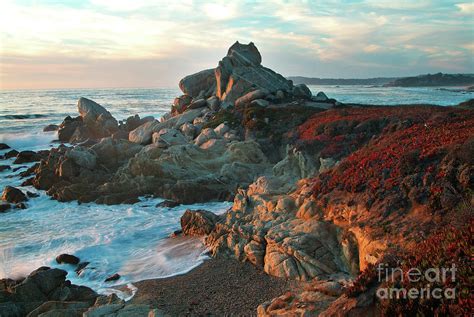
0, 146, 231, 299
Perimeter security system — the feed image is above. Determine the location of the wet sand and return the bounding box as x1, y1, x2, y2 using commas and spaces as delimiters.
130, 258, 299, 316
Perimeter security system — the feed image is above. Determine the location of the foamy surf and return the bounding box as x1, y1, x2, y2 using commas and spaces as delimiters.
0, 146, 231, 300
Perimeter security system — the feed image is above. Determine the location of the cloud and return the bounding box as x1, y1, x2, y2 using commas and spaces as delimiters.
456, 2, 474, 14
0, 0, 473, 89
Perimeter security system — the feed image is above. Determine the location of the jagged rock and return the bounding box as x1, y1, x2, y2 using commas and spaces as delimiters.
152, 128, 188, 148
179, 122, 198, 140
2, 186, 28, 203
43, 124, 59, 132
58, 116, 83, 142
214, 123, 230, 136
56, 254, 80, 265
57, 98, 119, 143
13, 150, 41, 164
314, 91, 329, 102
3, 150, 19, 160
90, 138, 143, 169
235, 89, 270, 107
28, 301, 90, 317
104, 273, 120, 282
293, 84, 312, 99
129, 109, 203, 145
194, 128, 218, 146
0, 165, 10, 172
119, 140, 269, 204
215, 42, 293, 104
4, 267, 98, 315
181, 209, 220, 236
263, 219, 350, 280
0, 143, 11, 150
156, 200, 180, 208
0, 203, 11, 212
75, 262, 90, 275
179, 69, 216, 98
251, 99, 270, 107
66, 146, 97, 170
121, 115, 154, 132
206, 96, 220, 111
188, 98, 207, 109
319, 157, 337, 173
173, 95, 193, 114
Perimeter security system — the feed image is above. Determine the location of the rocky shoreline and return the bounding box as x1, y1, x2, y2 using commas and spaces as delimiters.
1, 42, 473, 316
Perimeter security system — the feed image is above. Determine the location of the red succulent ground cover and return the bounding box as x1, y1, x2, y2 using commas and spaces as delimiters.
298, 106, 474, 200
345, 219, 473, 316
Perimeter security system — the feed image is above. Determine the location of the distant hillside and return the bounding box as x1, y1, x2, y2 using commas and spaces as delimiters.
384, 73, 474, 87
288, 76, 396, 86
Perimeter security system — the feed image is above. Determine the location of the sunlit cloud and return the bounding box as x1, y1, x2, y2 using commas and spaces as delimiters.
0, 0, 472, 89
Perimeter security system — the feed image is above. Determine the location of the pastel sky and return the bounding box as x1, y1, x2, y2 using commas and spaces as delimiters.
1, 0, 473, 89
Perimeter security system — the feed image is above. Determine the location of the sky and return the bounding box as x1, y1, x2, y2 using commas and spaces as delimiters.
0, 0, 473, 89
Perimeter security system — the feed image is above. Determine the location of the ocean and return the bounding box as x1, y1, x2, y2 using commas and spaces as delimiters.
0, 85, 472, 297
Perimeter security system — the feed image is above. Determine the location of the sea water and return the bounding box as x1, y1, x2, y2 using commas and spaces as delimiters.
0, 86, 472, 297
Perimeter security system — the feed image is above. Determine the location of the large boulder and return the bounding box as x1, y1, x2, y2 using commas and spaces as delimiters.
152, 128, 188, 148
78, 97, 119, 138
129, 109, 204, 145
181, 209, 220, 236
2, 186, 28, 203
215, 41, 293, 104
66, 146, 97, 170
57, 98, 119, 143
179, 69, 216, 98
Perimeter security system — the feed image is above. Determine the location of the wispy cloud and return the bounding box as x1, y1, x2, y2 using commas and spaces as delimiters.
0, 0, 472, 89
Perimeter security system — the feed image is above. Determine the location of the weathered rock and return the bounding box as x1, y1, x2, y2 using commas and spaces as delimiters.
181, 209, 220, 236
214, 123, 230, 136
156, 200, 180, 208
56, 254, 80, 265
179, 122, 198, 140
173, 95, 193, 114
179, 69, 216, 98
13, 150, 41, 164
0, 203, 11, 212
129, 109, 203, 145
3, 151, 18, 161
314, 91, 329, 102
215, 42, 293, 104
58, 116, 83, 142
251, 99, 270, 107
0, 143, 11, 150
235, 89, 270, 107
188, 98, 207, 109
0, 165, 10, 172
194, 128, 218, 146
43, 124, 59, 132
104, 273, 120, 282
2, 186, 28, 203
293, 84, 312, 99
75, 262, 90, 275
66, 146, 96, 170
4, 267, 98, 315
152, 128, 188, 148
206, 96, 220, 111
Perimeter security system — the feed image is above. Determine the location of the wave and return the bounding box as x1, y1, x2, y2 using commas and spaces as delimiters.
0, 114, 48, 120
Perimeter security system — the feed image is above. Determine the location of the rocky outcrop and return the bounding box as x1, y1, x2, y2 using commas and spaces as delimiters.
57, 98, 119, 143
56, 254, 80, 265
179, 69, 216, 98
0, 267, 160, 317
177, 42, 299, 109
215, 42, 293, 105
0, 267, 98, 316
1, 186, 27, 204
181, 209, 220, 236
